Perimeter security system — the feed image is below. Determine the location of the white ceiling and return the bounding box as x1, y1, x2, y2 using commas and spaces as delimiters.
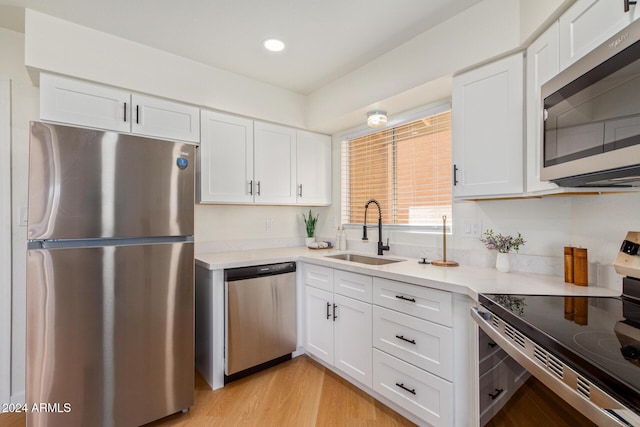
1, 0, 481, 95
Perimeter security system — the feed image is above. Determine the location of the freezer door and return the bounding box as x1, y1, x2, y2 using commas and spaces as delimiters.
26, 242, 194, 427
28, 121, 194, 240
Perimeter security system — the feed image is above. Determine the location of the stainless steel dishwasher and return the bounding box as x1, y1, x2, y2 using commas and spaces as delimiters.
224, 262, 297, 383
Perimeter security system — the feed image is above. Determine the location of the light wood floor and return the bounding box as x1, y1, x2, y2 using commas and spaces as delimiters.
485, 375, 596, 427
0, 355, 598, 427
0, 356, 415, 427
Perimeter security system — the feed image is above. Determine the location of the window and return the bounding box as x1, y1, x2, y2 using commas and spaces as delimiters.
341, 108, 452, 230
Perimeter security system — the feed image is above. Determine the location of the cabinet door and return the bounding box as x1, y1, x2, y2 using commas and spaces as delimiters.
296, 130, 331, 205
40, 73, 130, 133
452, 53, 524, 198
526, 22, 560, 193
304, 286, 334, 366
254, 121, 297, 204
333, 294, 372, 387
199, 110, 254, 203
559, 0, 637, 71
131, 94, 200, 143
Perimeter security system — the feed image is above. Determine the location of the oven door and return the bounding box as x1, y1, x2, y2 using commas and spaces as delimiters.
471, 306, 637, 426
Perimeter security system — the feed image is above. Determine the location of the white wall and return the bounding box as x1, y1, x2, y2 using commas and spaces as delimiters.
23, 9, 307, 130
306, 0, 522, 133
1, 26, 39, 404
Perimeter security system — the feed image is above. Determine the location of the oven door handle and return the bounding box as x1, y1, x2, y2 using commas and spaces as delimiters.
471, 306, 631, 427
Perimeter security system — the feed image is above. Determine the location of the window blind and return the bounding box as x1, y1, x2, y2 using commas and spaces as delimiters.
341, 110, 452, 228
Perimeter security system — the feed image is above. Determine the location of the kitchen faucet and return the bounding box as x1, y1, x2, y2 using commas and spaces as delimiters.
362, 199, 390, 256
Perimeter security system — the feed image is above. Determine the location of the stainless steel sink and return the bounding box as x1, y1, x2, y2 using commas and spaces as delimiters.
324, 253, 404, 265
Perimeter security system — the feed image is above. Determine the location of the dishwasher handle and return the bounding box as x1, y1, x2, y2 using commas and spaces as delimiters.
225, 262, 296, 281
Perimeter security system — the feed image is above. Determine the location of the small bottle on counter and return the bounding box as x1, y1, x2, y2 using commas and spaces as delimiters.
564, 246, 574, 283
339, 226, 347, 251
573, 248, 588, 286
335, 226, 347, 250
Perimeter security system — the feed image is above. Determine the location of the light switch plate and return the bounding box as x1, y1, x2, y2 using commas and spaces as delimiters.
462, 220, 482, 238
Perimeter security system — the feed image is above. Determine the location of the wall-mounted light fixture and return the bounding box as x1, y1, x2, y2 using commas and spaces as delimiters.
367, 110, 387, 128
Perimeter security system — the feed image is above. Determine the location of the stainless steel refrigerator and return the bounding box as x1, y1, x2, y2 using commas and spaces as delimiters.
26, 121, 195, 427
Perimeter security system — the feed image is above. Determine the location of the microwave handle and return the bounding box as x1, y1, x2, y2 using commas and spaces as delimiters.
625, 0, 637, 12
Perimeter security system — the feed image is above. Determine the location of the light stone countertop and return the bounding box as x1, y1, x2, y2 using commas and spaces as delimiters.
195, 247, 621, 301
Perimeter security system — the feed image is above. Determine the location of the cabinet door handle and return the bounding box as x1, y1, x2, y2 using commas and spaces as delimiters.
395, 383, 416, 395
395, 295, 416, 303
326, 302, 331, 319
298, 184, 303, 197
123, 102, 127, 122
489, 388, 504, 400
249, 180, 253, 195
453, 164, 459, 186
395, 335, 416, 345
333, 303, 338, 321
257, 181, 261, 196
136, 105, 140, 124
625, 0, 637, 12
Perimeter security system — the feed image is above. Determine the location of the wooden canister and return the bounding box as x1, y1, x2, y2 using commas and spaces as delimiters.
573, 248, 588, 286
564, 247, 574, 283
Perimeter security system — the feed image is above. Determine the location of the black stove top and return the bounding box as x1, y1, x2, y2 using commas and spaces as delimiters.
479, 293, 640, 414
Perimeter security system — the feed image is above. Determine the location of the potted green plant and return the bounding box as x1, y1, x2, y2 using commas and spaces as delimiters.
480, 229, 525, 273
303, 209, 319, 246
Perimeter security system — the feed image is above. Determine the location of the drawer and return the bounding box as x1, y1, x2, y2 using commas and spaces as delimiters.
334, 269, 372, 303
373, 277, 452, 326
479, 355, 529, 424
303, 263, 333, 292
479, 327, 500, 361
373, 306, 453, 381
373, 349, 453, 427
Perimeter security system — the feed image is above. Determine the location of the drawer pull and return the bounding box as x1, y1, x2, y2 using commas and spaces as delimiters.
489, 388, 504, 400
395, 335, 416, 345
488, 342, 497, 348
395, 382, 416, 395
395, 295, 416, 303
326, 302, 331, 320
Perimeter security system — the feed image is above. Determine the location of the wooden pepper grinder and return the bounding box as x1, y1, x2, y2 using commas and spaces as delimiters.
573, 248, 588, 286
564, 246, 574, 283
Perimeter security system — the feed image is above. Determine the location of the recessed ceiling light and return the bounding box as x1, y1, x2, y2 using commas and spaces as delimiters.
263, 38, 285, 52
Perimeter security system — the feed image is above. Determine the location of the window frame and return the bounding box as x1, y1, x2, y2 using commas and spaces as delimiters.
340, 102, 453, 234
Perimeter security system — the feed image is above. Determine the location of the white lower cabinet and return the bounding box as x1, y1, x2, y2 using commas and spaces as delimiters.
303, 264, 372, 387
373, 349, 453, 426
302, 263, 472, 426
333, 294, 372, 386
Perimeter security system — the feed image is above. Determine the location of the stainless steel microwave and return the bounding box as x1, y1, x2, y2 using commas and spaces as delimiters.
541, 18, 640, 187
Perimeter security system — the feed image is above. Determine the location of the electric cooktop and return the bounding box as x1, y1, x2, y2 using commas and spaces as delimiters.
479, 292, 640, 415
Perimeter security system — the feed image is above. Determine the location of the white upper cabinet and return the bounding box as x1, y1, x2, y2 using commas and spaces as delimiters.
40, 73, 200, 143
199, 110, 254, 204
254, 121, 297, 204
130, 94, 200, 142
526, 22, 560, 193
559, 0, 639, 70
40, 73, 130, 133
452, 52, 524, 198
296, 130, 331, 206
198, 112, 331, 206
